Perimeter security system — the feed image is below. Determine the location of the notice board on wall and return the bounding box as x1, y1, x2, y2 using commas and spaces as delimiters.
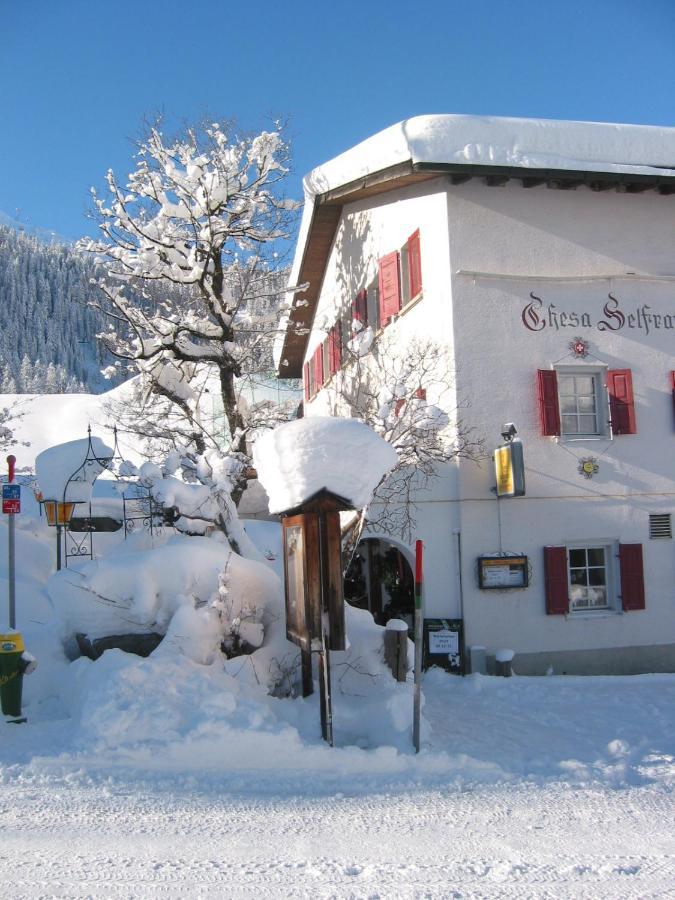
423, 618, 463, 674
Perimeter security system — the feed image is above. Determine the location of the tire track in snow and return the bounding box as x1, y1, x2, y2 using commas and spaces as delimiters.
1, 779, 674, 898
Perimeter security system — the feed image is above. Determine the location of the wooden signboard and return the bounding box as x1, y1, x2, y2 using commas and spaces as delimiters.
282, 513, 320, 652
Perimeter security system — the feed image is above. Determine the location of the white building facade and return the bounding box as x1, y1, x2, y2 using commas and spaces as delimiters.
278, 115, 675, 674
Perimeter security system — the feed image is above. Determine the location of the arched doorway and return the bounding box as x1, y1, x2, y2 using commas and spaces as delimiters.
344, 538, 415, 633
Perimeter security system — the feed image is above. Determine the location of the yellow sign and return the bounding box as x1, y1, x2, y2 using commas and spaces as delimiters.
494, 441, 526, 497
495, 446, 514, 496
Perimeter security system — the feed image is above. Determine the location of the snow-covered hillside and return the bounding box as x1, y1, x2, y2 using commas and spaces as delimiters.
4, 382, 142, 469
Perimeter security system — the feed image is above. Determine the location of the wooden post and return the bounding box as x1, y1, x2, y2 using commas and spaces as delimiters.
56, 524, 62, 572
413, 540, 423, 753
318, 630, 333, 746
384, 620, 408, 682
300, 648, 313, 697
318, 509, 334, 746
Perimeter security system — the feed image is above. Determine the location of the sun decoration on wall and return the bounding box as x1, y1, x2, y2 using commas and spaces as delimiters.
578, 457, 600, 479
569, 336, 590, 358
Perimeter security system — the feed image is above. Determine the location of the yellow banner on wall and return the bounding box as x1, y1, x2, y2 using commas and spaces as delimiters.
494, 441, 526, 497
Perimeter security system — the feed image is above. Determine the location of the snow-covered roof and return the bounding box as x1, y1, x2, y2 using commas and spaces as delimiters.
303, 114, 675, 200
276, 114, 675, 376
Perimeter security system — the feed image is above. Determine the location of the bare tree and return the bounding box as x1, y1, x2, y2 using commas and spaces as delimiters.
328, 330, 484, 550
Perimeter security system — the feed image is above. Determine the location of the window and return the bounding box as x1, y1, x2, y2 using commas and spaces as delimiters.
399, 241, 411, 308
322, 339, 330, 383
568, 546, 609, 610
537, 367, 637, 437
559, 373, 602, 436
365, 276, 380, 332
312, 230, 423, 394
377, 229, 423, 328
544, 543, 645, 615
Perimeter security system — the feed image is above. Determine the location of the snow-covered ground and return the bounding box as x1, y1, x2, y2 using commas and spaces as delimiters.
1, 394, 675, 897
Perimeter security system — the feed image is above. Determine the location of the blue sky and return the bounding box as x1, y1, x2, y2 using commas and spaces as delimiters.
1, 0, 673, 241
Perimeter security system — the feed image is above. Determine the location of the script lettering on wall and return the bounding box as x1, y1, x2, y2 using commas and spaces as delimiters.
521, 292, 674, 335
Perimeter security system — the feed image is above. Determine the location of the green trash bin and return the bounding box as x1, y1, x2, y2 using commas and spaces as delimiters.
0, 631, 27, 719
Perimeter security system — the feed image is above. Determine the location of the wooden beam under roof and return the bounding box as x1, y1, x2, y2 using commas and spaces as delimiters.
521, 177, 546, 188
547, 179, 583, 190
589, 180, 615, 192
281, 203, 342, 377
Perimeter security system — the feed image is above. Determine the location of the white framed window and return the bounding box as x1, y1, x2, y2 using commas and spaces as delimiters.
366, 275, 380, 332
568, 543, 614, 612
556, 366, 608, 438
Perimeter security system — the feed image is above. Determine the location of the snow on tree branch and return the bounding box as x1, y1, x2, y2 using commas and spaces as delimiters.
80, 118, 302, 534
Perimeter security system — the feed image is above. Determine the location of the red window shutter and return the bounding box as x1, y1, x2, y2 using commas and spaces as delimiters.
303, 362, 310, 402
407, 229, 422, 299
334, 321, 342, 370
313, 345, 324, 389
537, 370, 561, 436
328, 325, 341, 376
378, 252, 401, 324
544, 546, 569, 615
619, 543, 645, 611
607, 369, 636, 434
670, 372, 675, 426
352, 290, 368, 326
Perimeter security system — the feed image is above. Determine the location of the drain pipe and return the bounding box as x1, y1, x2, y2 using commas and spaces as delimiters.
452, 529, 464, 621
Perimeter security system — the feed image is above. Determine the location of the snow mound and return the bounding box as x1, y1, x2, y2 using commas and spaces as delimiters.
47, 533, 281, 662
254, 417, 398, 513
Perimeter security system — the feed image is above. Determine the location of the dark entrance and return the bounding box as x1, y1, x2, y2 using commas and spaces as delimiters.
344, 538, 415, 633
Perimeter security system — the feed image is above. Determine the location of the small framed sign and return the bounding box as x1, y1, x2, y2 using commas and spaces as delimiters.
423, 618, 463, 673
478, 555, 529, 590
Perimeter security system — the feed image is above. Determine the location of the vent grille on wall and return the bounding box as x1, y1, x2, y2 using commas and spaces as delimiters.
649, 513, 672, 539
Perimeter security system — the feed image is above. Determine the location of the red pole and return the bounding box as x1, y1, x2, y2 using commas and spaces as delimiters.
415, 539, 423, 586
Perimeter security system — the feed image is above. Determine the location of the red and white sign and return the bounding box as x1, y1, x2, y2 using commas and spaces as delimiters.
2, 484, 21, 514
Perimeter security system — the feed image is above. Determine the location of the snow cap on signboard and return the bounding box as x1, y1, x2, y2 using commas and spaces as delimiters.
253, 417, 398, 514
